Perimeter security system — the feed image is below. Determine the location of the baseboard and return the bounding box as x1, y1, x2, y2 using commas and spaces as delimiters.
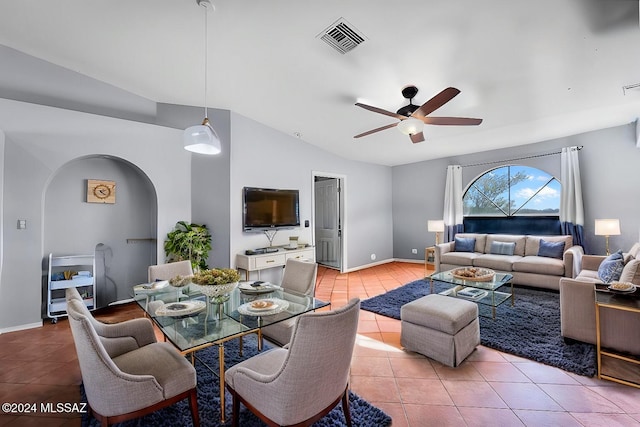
0, 320, 43, 334
342, 258, 424, 273
393, 258, 424, 264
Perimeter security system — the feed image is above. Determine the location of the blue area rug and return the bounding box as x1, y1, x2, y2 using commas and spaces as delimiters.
81, 334, 391, 426
361, 279, 597, 377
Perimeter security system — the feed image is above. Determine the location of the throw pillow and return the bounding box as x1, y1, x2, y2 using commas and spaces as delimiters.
490, 241, 516, 256
619, 259, 640, 285
598, 250, 625, 283
454, 236, 476, 252
537, 239, 565, 259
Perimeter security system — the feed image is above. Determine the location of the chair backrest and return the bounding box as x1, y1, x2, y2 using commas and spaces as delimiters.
66, 298, 163, 416
148, 260, 193, 282
281, 258, 317, 296
272, 298, 360, 422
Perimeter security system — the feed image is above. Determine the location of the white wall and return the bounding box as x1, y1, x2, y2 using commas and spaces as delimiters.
229, 112, 394, 272
0, 99, 191, 332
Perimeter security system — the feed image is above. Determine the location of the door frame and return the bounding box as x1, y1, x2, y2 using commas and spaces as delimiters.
311, 171, 347, 273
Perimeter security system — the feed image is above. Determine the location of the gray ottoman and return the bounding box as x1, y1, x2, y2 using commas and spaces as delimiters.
400, 294, 480, 367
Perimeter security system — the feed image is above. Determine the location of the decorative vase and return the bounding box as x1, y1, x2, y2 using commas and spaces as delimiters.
192, 282, 238, 320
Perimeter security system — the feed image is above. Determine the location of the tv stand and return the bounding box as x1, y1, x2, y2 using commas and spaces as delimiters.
236, 246, 315, 280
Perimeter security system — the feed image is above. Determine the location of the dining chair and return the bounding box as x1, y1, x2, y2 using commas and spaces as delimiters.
148, 259, 193, 282
261, 258, 317, 346
65, 288, 199, 427
225, 298, 360, 427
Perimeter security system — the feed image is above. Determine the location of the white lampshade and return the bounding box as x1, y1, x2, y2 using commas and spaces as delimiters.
397, 117, 424, 135
183, 119, 221, 155
595, 219, 621, 236
427, 220, 445, 232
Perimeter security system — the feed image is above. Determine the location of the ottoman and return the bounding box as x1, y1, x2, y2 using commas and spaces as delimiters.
400, 294, 480, 367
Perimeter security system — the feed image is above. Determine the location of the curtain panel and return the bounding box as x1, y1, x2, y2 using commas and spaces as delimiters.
560, 146, 585, 249
443, 165, 464, 242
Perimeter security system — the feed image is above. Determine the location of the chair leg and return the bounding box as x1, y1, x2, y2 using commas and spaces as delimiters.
188, 388, 200, 427
341, 388, 352, 427
232, 392, 241, 427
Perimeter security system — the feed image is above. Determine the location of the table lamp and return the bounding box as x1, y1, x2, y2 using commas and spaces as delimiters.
428, 220, 445, 245
595, 219, 620, 256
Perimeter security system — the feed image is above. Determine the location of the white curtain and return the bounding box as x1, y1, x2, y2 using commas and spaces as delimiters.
560, 146, 585, 248
443, 165, 464, 242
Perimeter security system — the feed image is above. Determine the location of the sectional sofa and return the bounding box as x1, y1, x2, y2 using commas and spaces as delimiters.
434, 233, 582, 290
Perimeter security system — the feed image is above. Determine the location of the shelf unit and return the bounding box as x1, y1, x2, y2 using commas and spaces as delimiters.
47, 253, 96, 323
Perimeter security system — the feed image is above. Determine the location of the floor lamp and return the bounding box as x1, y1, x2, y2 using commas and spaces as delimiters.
595, 219, 620, 256
428, 220, 445, 245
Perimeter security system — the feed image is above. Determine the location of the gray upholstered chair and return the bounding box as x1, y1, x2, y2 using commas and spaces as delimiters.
261, 258, 317, 346
148, 260, 193, 282
225, 298, 360, 427
65, 288, 199, 427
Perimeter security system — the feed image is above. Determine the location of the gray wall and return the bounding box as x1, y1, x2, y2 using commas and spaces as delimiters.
392, 123, 640, 259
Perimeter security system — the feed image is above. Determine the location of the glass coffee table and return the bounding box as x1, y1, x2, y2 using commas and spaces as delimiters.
430, 268, 514, 319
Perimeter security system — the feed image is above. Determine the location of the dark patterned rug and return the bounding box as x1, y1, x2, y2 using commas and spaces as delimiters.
81, 334, 391, 426
361, 279, 596, 377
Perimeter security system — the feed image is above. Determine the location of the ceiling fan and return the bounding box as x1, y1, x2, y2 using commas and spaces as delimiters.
354, 86, 482, 143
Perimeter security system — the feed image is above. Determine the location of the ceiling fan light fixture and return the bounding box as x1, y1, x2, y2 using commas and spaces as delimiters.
184, 118, 221, 154
397, 117, 424, 135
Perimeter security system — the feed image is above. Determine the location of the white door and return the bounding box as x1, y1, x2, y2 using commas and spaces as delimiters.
314, 177, 342, 270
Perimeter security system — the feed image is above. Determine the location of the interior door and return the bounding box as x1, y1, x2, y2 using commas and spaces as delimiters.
314, 177, 342, 270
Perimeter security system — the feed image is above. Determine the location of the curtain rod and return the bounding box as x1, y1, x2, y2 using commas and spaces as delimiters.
460, 145, 583, 168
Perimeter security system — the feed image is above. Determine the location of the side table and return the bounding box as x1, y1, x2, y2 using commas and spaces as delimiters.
425, 246, 435, 276
595, 291, 640, 388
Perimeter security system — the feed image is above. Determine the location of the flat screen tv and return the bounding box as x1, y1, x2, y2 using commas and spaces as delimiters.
243, 187, 300, 232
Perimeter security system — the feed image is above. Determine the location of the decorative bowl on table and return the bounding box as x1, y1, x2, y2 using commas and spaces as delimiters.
189, 268, 241, 303
451, 267, 496, 282
608, 281, 636, 293
168, 274, 193, 289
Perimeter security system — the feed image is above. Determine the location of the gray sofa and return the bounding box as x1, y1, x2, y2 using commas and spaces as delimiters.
434, 233, 583, 290
559, 243, 640, 351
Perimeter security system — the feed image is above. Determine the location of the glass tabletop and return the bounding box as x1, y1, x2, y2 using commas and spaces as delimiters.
133, 282, 329, 353
431, 268, 513, 291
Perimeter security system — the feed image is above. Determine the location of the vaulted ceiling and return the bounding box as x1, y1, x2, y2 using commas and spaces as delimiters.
0, 0, 639, 166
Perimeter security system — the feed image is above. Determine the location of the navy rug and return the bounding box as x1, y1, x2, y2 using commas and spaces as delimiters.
361, 279, 597, 377
81, 334, 391, 426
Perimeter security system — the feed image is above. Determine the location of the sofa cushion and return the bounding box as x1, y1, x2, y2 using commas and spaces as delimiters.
538, 239, 565, 259
441, 251, 481, 266
473, 254, 521, 271
484, 234, 526, 256
490, 241, 516, 256
575, 269, 601, 283
524, 235, 572, 257
619, 259, 640, 285
598, 250, 624, 283
513, 256, 565, 276
454, 236, 476, 252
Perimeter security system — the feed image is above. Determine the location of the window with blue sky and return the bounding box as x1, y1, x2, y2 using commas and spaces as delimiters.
463, 165, 560, 216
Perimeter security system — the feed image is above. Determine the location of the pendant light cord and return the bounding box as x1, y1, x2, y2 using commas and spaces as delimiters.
203, 3, 208, 120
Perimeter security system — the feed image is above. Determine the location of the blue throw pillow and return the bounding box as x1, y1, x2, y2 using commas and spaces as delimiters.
538, 239, 565, 259
490, 241, 516, 256
598, 250, 624, 283
454, 236, 476, 252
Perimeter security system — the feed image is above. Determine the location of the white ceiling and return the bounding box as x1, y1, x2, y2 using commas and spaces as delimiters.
0, 0, 639, 166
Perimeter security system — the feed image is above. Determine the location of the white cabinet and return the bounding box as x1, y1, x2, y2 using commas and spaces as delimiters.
236, 247, 315, 280
47, 253, 96, 323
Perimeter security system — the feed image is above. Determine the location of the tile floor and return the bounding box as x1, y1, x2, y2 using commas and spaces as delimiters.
1, 261, 639, 426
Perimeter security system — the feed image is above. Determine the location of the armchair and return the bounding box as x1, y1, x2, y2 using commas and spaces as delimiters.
225, 298, 360, 427
261, 259, 318, 346
65, 288, 199, 426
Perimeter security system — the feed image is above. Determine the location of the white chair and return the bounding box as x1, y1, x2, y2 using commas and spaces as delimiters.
261, 259, 317, 346
225, 298, 360, 427
148, 260, 193, 282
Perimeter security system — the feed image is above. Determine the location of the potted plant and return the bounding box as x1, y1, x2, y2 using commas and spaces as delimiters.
164, 221, 212, 271
189, 268, 241, 318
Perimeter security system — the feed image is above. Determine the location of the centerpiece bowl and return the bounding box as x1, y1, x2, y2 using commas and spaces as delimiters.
189, 268, 241, 304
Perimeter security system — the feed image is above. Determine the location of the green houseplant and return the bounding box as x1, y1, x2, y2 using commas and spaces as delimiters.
164, 221, 212, 271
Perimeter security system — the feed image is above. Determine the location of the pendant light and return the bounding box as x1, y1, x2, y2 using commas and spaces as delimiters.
183, 0, 221, 155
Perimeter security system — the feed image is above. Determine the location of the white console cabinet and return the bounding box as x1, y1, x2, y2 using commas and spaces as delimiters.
236, 246, 315, 280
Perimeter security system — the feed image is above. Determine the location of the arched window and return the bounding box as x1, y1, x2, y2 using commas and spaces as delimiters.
463, 165, 560, 216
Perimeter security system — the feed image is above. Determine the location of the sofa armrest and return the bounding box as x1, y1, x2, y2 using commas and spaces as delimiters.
559, 278, 597, 344
563, 245, 584, 278
434, 242, 455, 272
581, 255, 606, 272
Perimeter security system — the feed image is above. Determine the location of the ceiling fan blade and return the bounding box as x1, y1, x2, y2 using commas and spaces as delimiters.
420, 117, 483, 126
410, 132, 425, 143
355, 102, 405, 120
413, 87, 461, 117
354, 122, 399, 138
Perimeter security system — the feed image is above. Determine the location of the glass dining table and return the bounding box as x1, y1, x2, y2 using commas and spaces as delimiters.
132, 281, 329, 423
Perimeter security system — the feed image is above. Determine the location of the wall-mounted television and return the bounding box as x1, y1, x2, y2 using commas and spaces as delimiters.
242, 187, 300, 232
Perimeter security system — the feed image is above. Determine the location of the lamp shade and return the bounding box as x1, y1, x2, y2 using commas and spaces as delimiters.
397, 118, 424, 135
594, 219, 620, 236
183, 119, 221, 155
427, 220, 445, 232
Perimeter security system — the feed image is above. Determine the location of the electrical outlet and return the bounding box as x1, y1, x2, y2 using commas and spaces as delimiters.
370, 254, 376, 261
411, 248, 417, 254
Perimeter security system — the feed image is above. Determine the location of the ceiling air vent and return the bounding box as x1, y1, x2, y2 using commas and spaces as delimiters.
317, 18, 366, 54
